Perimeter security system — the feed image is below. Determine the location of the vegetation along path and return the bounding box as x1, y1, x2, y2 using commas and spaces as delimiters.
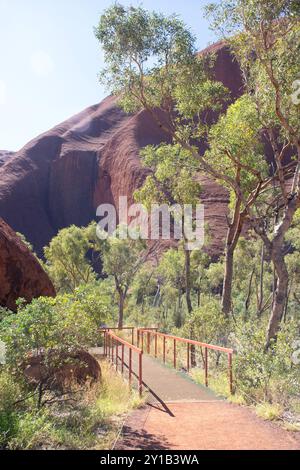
97, 344, 300, 450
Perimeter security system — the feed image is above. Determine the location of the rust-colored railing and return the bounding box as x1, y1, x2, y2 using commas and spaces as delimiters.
102, 329, 143, 396
137, 328, 234, 394
101, 326, 135, 345
136, 327, 159, 348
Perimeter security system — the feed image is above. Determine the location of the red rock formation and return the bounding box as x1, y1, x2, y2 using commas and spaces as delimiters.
0, 218, 55, 310
23, 349, 101, 391
0, 150, 14, 166
0, 42, 243, 257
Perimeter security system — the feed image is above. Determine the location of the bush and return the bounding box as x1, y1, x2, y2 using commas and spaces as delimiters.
231, 320, 300, 405
0, 371, 24, 448
0, 291, 111, 409
1, 360, 143, 450
255, 402, 283, 421
181, 297, 231, 346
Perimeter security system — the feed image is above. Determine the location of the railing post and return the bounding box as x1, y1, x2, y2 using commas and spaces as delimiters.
163, 336, 166, 363
103, 331, 106, 356
139, 352, 143, 396
129, 348, 132, 385
116, 343, 119, 370
137, 329, 140, 348
204, 347, 208, 387
155, 334, 158, 358
141, 331, 144, 352
112, 338, 114, 363
147, 332, 150, 354
187, 343, 190, 372
121, 344, 124, 374
173, 339, 176, 369
131, 328, 134, 346
228, 352, 233, 395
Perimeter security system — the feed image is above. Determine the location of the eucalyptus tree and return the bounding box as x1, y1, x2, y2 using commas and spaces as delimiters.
95, 4, 248, 316
96, 4, 299, 336
135, 144, 201, 314
205, 95, 269, 314
101, 226, 157, 328
206, 0, 300, 346
95, 3, 229, 179
156, 248, 186, 327
44, 223, 100, 292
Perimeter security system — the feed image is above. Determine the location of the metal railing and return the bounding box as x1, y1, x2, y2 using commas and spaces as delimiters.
102, 329, 143, 396
136, 327, 158, 348
137, 328, 234, 394
101, 326, 136, 345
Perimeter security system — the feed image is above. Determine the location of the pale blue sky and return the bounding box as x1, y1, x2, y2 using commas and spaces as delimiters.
0, 0, 217, 151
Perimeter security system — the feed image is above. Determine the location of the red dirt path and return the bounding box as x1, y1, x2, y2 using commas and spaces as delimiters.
116, 402, 300, 450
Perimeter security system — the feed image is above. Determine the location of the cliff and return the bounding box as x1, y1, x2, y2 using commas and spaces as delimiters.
0, 42, 243, 256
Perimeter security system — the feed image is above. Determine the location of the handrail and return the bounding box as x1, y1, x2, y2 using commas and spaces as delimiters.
136, 327, 158, 347
137, 328, 234, 395
102, 330, 143, 396
105, 331, 142, 353
101, 326, 135, 345
140, 330, 233, 354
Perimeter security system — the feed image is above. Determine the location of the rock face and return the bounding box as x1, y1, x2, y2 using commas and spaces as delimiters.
0, 41, 243, 257
0, 150, 14, 167
0, 218, 55, 310
23, 350, 101, 391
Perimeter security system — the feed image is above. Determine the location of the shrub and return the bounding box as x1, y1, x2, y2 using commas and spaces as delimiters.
0, 371, 24, 448
0, 294, 107, 408
231, 320, 300, 405
181, 297, 231, 346
255, 402, 283, 421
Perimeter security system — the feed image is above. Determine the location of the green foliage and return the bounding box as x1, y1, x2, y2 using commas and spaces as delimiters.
182, 298, 230, 345
157, 248, 185, 291
231, 319, 300, 404
0, 371, 23, 448
0, 361, 142, 450
0, 307, 12, 322
206, 0, 300, 169
102, 232, 146, 294
0, 290, 111, 371
206, 95, 268, 197
135, 144, 201, 209
255, 402, 283, 421
101, 226, 148, 326
44, 223, 102, 293
95, 3, 196, 112
0, 287, 111, 413
96, 2, 228, 142
0, 300, 84, 392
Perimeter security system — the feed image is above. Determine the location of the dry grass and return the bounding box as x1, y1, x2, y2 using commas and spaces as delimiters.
255, 402, 284, 421
1, 359, 144, 450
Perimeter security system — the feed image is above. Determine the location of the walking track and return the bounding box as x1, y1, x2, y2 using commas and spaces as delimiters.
91, 348, 300, 450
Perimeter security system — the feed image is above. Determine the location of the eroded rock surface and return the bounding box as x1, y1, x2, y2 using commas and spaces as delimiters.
0, 218, 55, 310
0, 41, 244, 256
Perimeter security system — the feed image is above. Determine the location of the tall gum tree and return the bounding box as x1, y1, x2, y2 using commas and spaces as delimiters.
95, 3, 298, 337
206, 0, 300, 346
134, 143, 201, 315
95, 4, 251, 317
